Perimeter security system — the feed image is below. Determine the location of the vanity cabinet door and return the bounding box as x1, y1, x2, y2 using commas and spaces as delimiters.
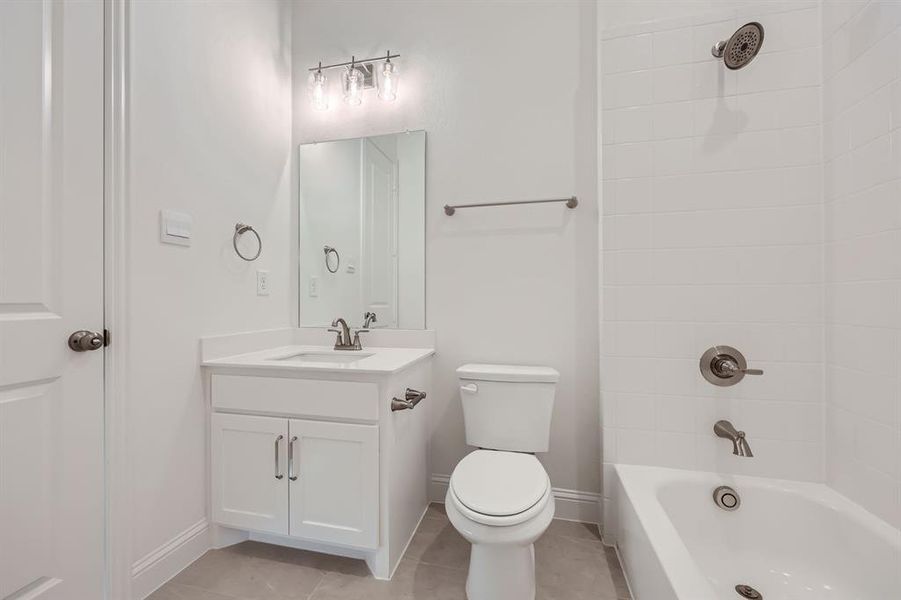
211, 413, 289, 535
288, 419, 379, 549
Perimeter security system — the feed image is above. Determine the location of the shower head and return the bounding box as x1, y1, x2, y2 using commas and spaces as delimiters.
711, 22, 764, 69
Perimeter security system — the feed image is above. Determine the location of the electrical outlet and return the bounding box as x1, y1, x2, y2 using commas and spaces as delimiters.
256, 270, 270, 296
308, 276, 319, 297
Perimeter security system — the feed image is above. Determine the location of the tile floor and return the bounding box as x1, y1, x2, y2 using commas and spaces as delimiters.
149, 503, 631, 600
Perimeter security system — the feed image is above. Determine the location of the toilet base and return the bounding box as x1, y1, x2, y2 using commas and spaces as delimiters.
465, 542, 536, 600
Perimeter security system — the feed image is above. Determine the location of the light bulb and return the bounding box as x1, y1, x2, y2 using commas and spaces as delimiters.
342, 65, 364, 106
378, 59, 399, 102
308, 69, 329, 111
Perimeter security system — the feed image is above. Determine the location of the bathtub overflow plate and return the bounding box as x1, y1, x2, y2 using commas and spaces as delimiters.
735, 584, 763, 599
713, 485, 741, 511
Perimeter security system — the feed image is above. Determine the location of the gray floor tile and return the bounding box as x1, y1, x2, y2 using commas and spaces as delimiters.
545, 518, 603, 542
223, 541, 370, 577
535, 531, 620, 600
402, 513, 471, 570
424, 503, 447, 519
309, 559, 466, 600
147, 583, 239, 600
154, 504, 630, 600
172, 547, 324, 599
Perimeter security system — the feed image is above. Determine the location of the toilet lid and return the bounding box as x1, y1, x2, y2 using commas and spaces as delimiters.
450, 450, 549, 517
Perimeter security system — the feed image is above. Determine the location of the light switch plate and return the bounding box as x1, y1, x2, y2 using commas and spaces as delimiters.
257, 270, 270, 296
160, 210, 192, 246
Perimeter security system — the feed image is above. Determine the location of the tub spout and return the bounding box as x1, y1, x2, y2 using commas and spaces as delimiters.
714, 420, 753, 457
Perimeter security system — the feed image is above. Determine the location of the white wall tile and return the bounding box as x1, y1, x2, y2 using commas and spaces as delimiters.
761, 7, 821, 54
617, 428, 657, 464
600, 5, 900, 517
652, 101, 695, 140
653, 138, 693, 176
604, 106, 654, 145
600, 7, 828, 486
652, 27, 694, 67
824, 2, 901, 524
653, 64, 695, 103
603, 33, 653, 74
603, 70, 653, 109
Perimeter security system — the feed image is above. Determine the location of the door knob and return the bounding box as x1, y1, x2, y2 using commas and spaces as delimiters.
68, 330, 104, 352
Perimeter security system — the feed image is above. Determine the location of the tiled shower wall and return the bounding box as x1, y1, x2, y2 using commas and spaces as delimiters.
822, 1, 901, 529
600, 3, 825, 495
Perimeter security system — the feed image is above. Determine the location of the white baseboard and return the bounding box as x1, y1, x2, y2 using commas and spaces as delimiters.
132, 518, 210, 600
429, 474, 601, 524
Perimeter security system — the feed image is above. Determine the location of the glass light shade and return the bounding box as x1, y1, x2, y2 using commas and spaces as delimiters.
377, 60, 399, 102
308, 70, 329, 111
342, 66, 364, 106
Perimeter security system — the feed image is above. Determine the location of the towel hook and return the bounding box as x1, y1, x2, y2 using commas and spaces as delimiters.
233, 223, 262, 261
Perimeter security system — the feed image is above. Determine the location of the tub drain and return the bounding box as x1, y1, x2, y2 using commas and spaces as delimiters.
713, 485, 741, 511
735, 584, 762, 599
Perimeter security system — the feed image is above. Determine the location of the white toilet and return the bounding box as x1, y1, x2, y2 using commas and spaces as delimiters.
445, 363, 559, 600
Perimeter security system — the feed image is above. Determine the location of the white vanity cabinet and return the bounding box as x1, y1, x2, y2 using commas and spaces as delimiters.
287, 418, 379, 547
203, 343, 433, 580
211, 413, 289, 535
211, 414, 378, 547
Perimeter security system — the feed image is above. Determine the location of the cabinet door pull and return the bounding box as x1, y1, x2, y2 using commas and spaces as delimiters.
288, 436, 298, 481
274, 434, 284, 480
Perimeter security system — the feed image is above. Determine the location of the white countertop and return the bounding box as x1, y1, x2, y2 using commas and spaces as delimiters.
202, 344, 435, 375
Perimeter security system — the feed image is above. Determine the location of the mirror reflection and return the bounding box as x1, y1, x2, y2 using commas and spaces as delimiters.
298, 131, 426, 329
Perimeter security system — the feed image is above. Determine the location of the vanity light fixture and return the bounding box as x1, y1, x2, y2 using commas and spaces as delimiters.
377, 51, 399, 102
308, 62, 329, 111
308, 51, 401, 108
342, 57, 365, 106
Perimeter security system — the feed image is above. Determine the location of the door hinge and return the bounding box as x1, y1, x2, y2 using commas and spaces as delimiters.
103, 329, 111, 347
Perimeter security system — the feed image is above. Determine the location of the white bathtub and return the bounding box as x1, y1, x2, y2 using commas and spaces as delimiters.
614, 464, 901, 600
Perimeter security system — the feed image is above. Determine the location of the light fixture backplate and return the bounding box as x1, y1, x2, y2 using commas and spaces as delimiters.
359, 63, 375, 89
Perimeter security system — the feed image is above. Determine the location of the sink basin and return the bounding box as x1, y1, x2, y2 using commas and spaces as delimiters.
270, 351, 374, 364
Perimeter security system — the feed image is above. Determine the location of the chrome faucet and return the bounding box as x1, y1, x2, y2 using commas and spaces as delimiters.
714, 420, 753, 457
363, 311, 378, 328
329, 317, 367, 351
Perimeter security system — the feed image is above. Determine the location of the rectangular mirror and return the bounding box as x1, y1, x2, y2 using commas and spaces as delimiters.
298, 131, 426, 329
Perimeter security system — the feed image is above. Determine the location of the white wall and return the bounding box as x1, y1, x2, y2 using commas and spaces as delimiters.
293, 0, 601, 510
822, 0, 901, 529
599, 0, 825, 504
127, 0, 293, 590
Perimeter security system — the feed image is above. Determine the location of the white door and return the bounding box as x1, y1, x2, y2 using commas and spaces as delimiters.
0, 2, 105, 599
211, 413, 289, 535
288, 419, 379, 549
360, 140, 398, 327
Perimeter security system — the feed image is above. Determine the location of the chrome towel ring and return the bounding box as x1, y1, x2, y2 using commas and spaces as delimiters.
324, 245, 340, 273
233, 223, 262, 261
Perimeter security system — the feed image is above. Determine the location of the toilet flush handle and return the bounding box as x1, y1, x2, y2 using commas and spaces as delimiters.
460, 383, 478, 394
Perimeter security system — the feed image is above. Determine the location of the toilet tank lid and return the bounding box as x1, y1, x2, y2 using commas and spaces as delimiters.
457, 363, 559, 383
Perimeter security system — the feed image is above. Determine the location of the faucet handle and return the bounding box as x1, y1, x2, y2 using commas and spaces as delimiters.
351, 328, 369, 351
327, 328, 344, 345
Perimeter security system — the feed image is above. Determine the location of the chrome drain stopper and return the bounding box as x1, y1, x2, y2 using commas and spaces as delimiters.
735, 584, 762, 599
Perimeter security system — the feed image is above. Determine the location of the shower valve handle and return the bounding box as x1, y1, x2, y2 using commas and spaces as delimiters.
714, 357, 763, 377
700, 346, 763, 386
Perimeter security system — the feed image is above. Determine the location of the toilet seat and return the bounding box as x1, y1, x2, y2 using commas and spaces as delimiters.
450, 450, 550, 526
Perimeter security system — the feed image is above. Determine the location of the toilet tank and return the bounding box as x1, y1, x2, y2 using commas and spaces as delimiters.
457, 364, 559, 453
